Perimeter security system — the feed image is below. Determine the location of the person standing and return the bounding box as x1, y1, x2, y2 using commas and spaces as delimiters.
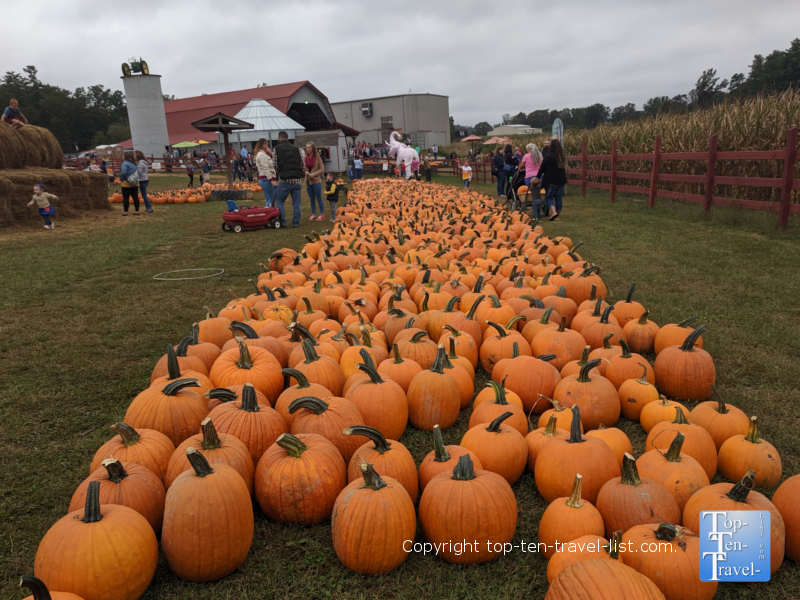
273, 131, 304, 227
201, 157, 212, 184
542, 139, 551, 160
28, 184, 57, 229
324, 171, 339, 223
503, 144, 519, 197
241, 146, 249, 160
492, 149, 505, 197
461, 158, 473, 189
2, 99, 28, 129
254, 138, 277, 207
186, 161, 195, 187
119, 151, 141, 216
304, 141, 326, 221
520, 144, 543, 188
536, 139, 567, 221
134, 150, 154, 213
411, 156, 420, 180
432, 144, 438, 159
353, 157, 363, 179
423, 152, 432, 182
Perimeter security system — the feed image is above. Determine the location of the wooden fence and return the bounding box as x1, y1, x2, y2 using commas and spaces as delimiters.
566, 127, 799, 229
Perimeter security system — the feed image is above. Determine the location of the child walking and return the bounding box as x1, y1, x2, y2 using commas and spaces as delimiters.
28, 184, 58, 230
324, 172, 339, 223
461, 159, 473, 189
186, 162, 195, 187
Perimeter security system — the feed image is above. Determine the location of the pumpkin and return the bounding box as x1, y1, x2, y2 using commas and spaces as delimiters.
150, 342, 209, 384
124, 378, 208, 446
501, 354, 562, 414
525, 414, 569, 472
560, 345, 601, 379
209, 334, 284, 403
474, 380, 524, 410
255, 432, 347, 525
289, 396, 367, 462
718, 416, 782, 488
535, 405, 620, 504
553, 359, 620, 431
91, 422, 175, 484
771, 475, 800, 562
546, 559, 666, 600
274, 368, 332, 427
538, 474, 605, 559
617, 363, 659, 421
546, 532, 621, 583
165, 417, 255, 494
580, 305, 626, 350
688, 386, 750, 450
419, 454, 517, 564
585, 425, 632, 468
406, 345, 461, 431
636, 433, 710, 512
621, 523, 717, 600
480, 321, 532, 373
538, 397, 584, 434
182, 323, 222, 371
520, 305, 559, 344
69, 458, 166, 533
645, 406, 717, 480
640, 396, 688, 434
291, 338, 346, 397
34, 481, 158, 600
468, 381, 528, 436
654, 325, 715, 401
418, 424, 483, 491
345, 354, 408, 440
331, 461, 416, 574
439, 324, 479, 368
610, 282, 646, 325
446, 294, 484, 346
441, 344, 475, 409
18, 576, 84, 600
531, 315, 586, 370
460, 411, 528, 485
587, 332, 621, 375
377, 343, 423, 392
564, 265, 608, 306
682, 470, 785, 574
604, 339, 654, 390
162, 448, 254, 582
196, 306, 233, 348
596, 453, 681, 537
345, 425, 419, 501
541, 286, 578, 327
653, 315, 704, 355
207, 382, 289, 463
622, 311, 660, 354
393, 330, 438, 369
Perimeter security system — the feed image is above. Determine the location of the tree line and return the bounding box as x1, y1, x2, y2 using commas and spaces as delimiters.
0, 66, 129, 153
461, 38, 800, 136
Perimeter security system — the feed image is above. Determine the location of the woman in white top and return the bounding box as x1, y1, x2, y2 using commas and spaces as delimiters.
254, 138, 277, 207
134, 150, 154, 213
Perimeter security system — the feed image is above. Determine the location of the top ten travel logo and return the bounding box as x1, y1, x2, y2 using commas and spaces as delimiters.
699, 510, 770, 582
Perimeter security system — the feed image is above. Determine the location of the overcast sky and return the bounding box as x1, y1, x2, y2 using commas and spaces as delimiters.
3, 0, 799, 126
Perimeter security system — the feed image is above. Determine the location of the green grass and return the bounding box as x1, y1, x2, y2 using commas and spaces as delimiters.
1, 175, 799, 599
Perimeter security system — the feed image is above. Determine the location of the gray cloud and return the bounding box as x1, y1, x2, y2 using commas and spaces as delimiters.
3, 0, 799, 126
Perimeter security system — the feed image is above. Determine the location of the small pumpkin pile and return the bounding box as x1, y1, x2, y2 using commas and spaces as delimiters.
28, 178, 794, 600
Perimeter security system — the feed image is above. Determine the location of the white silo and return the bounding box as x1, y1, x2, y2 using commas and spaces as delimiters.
122, 72, 170, 157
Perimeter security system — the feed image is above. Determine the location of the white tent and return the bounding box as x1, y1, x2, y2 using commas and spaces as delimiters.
219, 98, 305, 149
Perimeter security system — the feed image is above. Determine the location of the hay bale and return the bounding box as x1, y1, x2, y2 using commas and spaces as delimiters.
0, 124, 64, 170
0, 167, 109, 227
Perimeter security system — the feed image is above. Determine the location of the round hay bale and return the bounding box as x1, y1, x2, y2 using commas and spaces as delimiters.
0, 124, 64, 170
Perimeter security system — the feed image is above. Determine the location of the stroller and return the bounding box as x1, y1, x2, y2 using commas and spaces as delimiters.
505, 166, 528, 213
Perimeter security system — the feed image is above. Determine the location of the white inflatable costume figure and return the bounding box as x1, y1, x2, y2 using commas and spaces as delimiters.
386, 131, 419, 179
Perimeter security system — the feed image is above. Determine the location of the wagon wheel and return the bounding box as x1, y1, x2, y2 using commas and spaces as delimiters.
121, 63, 131, 77
233, 223, 244, 233
141, 61, 149, 75
222, 222, 232, 232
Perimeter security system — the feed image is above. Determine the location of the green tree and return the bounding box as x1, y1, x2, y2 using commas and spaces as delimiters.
163, 94, 177, 101
526, 109, 551, 129
474, 121, 491, 136
690, 68, 728, 109
610, 103, 639, 122
510, 111, 528, 125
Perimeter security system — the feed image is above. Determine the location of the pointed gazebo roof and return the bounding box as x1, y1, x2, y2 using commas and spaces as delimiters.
233, 98, 304, 135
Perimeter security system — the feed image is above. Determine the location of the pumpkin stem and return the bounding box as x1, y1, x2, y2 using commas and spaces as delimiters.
165, 344, 182, 380
204, 387, 237, 404
536, 354, 557, 362
672, 406, 689, 425
81, 480, 103, 523
565, 474, 585, 508
241, 383, 260, 412
620, 453, 641, 486
577, 345, 591, 366
678, 316, 698, 328
276, 433, 307, 457
486, 380, 509, 405
301, 338, 321, 364
231, 321, 260, 339
465, 294, 485, 320
567, 405, 583, 444
391, 343, 405, 364
543, 413, 560, 436
679, 324, 707, 352
618, 339, 633, 358
431, 424, 451, 462
359, 461, 388, 490
111, 422, 140, 446
101, 458, 128, 484
233, 334, 253, 369
601, 333, 614, 349
452, 454, 477, 481
200, 418, 221, 450
186, 447, 214, 477
19, 576, 54, 600
487, 321, 508, 338
745, 416, 761, 443
485, 411, 513, 433
409, 330, 428, 343
710, 385, 729, 414
430, 345, 446, 374
591, 297, 603, 317
637, 311, 650, 325
282, 368, 311, 389
161, 378, 200, 396
288, 396, 329, 415
359, 327, 374, 348
665, 432, 685, 462
356, 360, 384, 385
599, 305, 613, 324
604, 531, 623, 559
588, 283, 597, 300
727, 469, 756, 502
556, 315, 567, 332
577, 359, 602, 383
654, 523, 683, 542
344, 425, 391, 452
624, 282, 636, 303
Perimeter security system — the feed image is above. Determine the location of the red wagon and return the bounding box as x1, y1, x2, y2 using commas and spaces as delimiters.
222, 201, 281, 233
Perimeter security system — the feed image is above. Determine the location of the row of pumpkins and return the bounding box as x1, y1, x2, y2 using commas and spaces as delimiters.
108, 183, 219, 205
22, 179, 798, 600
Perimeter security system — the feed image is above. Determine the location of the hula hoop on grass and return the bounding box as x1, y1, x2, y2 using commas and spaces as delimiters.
153, 268, 225, 281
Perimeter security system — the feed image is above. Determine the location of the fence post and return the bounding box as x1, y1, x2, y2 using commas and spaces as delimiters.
703, 134, 718, 214
779, 127, 798, 230
648, 136, 661, 209
610, 139, 617, 204
581, 139, 587, 198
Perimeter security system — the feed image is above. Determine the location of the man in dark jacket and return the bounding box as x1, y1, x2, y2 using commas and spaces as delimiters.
273, 131, 304, 227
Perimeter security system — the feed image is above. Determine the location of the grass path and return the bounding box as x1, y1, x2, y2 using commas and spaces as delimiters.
1, 176, 798, 599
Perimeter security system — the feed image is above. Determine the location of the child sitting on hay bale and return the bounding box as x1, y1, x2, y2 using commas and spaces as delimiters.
2, 99, 28, 130
27, 183, 58, 230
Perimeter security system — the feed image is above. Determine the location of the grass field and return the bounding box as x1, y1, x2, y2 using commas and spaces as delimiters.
1, 174, 799, 599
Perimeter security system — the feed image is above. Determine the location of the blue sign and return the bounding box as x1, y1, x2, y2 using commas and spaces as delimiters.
699, 510, 770, 582
552, 118, 563, 143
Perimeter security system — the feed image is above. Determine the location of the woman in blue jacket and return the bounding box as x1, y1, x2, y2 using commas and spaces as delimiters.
492, 150, 505, 196
119, 151, 140, 215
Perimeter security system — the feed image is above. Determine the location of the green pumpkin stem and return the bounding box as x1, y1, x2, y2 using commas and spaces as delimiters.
745, 416, 760, 443
486, 380, 509, 405
577, 359, 602, 383
672, 406, 689, 424
452, 454, 477, 481
101, 458, 128, 484
356, 360, 384, 384
201, 418, 221, 450
602, 332, 614, 349
359, 461, 388, 490
504, 314, 527, 330
599, 305, 613, 324
543, 413, 560, 436
204, 387, 238, 404
624, 282, 636, 303
620, 453, 641, 486
276, 433, 307, 457
233, 335, 253, 369
282, 368, 311, 389
727, 470, 756, 502
665, 432, 685, 462
19, 576, 54, 600
301, 338, 321, 364
432, 424, 451, 462
568, 405, 583, 444
679, 324, 707, 352
487, 321, 509, 338
190, 323, 201, 345
618, 339, 632, 358
430, 345, 446, 374
557, 315, 567, 332
604, 531, 623, 559
230, 321, 260, 339
465, 294, 485, 320
637, 311, 650, 325
186, 447, 214, 477
111, 422, 140, 446
161, 378, 200, 396
577, 345, 591, 366
486, 411, 513, 433
710, 385, 729, 414
288, 396, 329, 415
82, 480, 103, 523
241, 383, 260, 412
344, 425, 391, 452
654, 523, 683, 542
165, 344, 182, 380
677, 316, 698, 328
566, 474, 584, 508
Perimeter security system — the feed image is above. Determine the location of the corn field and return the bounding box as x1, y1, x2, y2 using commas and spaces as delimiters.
446, 90, 800, 204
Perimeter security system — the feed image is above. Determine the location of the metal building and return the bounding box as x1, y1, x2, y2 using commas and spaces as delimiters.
121, 73, 171, 156
331, 93, 450, 149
